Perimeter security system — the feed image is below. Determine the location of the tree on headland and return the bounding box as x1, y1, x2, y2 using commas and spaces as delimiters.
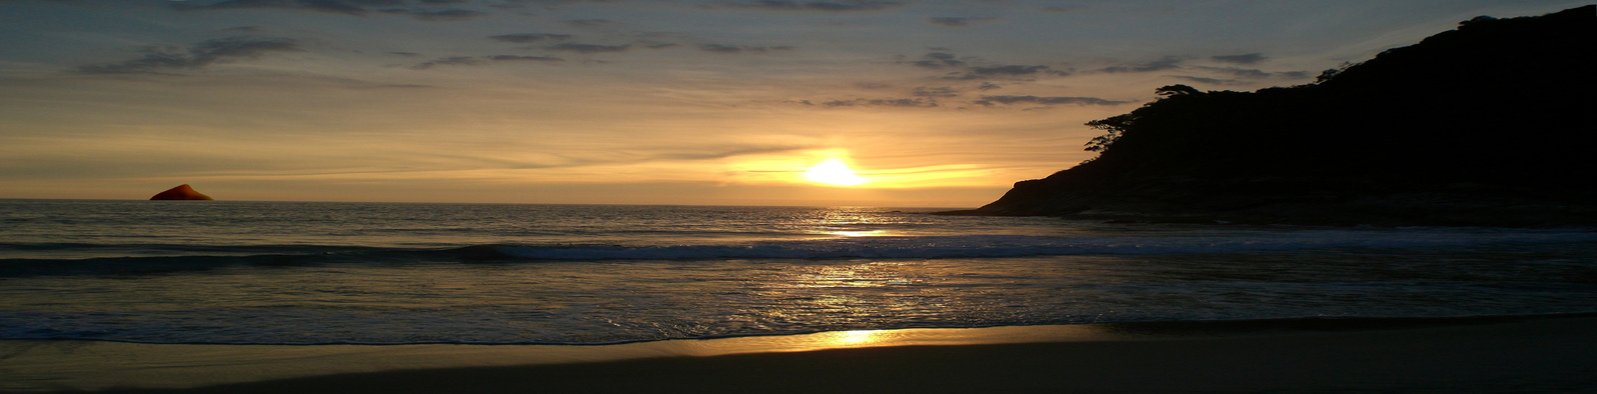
1082, 114, 1130, 153
1154, 84, 1201, 97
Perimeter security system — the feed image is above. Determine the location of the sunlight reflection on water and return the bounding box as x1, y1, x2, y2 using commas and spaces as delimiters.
3, 201, 1595, 345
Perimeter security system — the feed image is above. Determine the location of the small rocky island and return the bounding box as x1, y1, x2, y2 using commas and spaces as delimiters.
150, 184, 213, 201
947, 6, 1595, 226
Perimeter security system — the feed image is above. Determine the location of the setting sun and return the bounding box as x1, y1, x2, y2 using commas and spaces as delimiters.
803, 159, 868, 187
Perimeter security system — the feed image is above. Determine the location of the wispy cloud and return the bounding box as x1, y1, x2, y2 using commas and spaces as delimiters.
1040, 5, 1085, 13
564, 18, 614, 27
1211, 53, 1266, 65
546, 43, 631, 53
1192, 66, 1310, 79
1169, 75, 1240, 85
410, 56, 487, 69
172, 0, 370, 15
173, 0, 487, 21
906, 51, 1066, 80
911, 86, 959, 97
411, 54, 565, 69
973, 95, 1129, 107
928, 16, 996, 27
714, 0, 902, 12
697, 44, 794, 54
911, 52, 965, 69
1098, 56, 1183, 73
489, 33, 574, 43
77, 36, 301, 74
488, 55, 565, 62
819, 97, 938, 108
947, 64, 1066, 80
380, 8, 486, 21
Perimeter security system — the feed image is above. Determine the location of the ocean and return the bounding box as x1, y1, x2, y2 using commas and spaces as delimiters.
2, 199, 1594, 345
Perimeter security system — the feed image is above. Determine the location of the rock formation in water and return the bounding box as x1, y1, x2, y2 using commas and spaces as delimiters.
150, 184, 214, 200
946, 6, 1596, 226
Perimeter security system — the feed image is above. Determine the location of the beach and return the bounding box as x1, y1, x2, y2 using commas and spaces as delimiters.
5, 314, 1593, 393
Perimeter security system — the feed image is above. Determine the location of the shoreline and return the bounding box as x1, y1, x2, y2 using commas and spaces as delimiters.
5, 314, 1594, 393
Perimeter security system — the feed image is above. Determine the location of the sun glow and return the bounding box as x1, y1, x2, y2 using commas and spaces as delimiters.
803, 159, 868, 187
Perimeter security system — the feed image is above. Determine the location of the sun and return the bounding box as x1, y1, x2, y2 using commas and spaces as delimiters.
803, 158, 868, 186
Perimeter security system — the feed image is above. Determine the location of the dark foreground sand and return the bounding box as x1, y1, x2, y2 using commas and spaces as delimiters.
5, 315, 1594, 393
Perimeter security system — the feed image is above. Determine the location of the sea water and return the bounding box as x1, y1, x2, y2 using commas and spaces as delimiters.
1, 199, 1594, 345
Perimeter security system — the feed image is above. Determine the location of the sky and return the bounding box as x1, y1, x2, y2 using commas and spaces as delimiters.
0, 0, 1585, 207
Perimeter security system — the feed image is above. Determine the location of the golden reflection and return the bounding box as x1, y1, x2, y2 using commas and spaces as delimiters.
829, 330, 882, 346
826, 229, 889, 237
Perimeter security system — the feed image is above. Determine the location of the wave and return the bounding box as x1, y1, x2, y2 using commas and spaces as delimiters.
4, 230, 1595, 276
462, 230, 1597, 260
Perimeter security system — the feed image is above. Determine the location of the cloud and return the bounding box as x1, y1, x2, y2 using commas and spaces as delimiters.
967, 65, 1049, 76
1099, 56, 1183, 73
977, 82, 1001, 90
173, 1, 486, 20
907, 51, 1067, 80
1170, 75, 1239, 85
1211, 53, 1266, 65
441, 143, 815, 171
644, 145, 813, 161
380, 8, 486, 21
911, 52, 965, 69
973, 95, 1129, 107
1040, 5, 1085, 13
488, 55, 565, 62
1276, 70, 1311, 79
1194, 66, 1310, 79
77, 36, 301, 74
172, 0, 370, 15
948, 64, 1065, 80
821, 97, 938, 108
564, 18, 614, 27
546, 43, 631, 53
493, 0, 623, 7
697, 44, 794, 54
489, 33, 574, 43
715, 0, 902, 12
412, 54, 565, 69
928, 16, 995, 27
911, 86, 959, 97
410, 56, 487, 69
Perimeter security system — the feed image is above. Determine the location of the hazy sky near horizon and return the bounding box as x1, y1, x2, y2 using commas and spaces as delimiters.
0, 0, 1584, 206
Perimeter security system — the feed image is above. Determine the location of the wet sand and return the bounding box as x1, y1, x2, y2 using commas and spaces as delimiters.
5, 315, 1594, 393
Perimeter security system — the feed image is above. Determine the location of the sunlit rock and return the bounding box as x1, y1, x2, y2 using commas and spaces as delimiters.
150, 184, 213, 200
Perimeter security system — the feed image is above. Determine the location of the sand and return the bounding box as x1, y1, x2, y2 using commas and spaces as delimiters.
4, 315, 1594, 393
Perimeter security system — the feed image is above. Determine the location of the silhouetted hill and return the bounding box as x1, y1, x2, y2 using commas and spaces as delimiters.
949, 6, 1596, 226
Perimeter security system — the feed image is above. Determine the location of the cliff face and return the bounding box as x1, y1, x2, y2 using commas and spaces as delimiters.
957, 6, 1596, 226
150, 184, 214, 201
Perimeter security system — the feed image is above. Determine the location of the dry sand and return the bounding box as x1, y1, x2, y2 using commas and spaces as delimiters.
4, 315, 1594, 393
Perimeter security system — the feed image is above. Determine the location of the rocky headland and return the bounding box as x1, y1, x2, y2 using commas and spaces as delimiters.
150, 184, 214, 201
945, 6, 1596, 226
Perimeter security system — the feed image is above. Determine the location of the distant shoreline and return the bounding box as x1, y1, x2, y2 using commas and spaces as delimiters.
7, 314, 1594, 393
